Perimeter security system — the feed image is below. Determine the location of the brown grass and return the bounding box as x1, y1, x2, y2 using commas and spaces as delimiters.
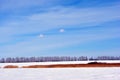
2, 62, 120, 68
4, 65, 19, 68
22, 63, 120, 68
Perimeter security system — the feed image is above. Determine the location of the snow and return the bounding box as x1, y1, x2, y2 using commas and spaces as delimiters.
0, 60, 120, 68
0, 68, 120, 80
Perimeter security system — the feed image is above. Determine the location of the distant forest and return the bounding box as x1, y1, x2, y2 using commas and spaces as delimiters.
0, 56, 120, 63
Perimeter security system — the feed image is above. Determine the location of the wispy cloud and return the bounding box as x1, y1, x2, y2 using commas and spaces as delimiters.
1, 4, 120, 35
0, 0, 120, 57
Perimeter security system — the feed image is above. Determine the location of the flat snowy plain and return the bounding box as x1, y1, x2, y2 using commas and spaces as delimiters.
0, 60, 120, 80
0, 68, 120, 80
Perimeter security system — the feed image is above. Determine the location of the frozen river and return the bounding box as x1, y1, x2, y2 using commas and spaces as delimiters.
0, 67, 120, 80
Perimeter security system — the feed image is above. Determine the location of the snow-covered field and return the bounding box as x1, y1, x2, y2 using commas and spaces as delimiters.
0, 68, 120, 80
0, 61, 120, 80
0, 60, 120, 68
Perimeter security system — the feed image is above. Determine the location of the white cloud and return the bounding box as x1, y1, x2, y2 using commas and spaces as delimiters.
59, 29, 64, 33
39, 34, 44, 38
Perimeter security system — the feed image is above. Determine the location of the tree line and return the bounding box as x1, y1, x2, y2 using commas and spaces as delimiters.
0, 56, 120, 63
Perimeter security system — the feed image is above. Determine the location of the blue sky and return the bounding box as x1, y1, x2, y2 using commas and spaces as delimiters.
0, 0, 120, 58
